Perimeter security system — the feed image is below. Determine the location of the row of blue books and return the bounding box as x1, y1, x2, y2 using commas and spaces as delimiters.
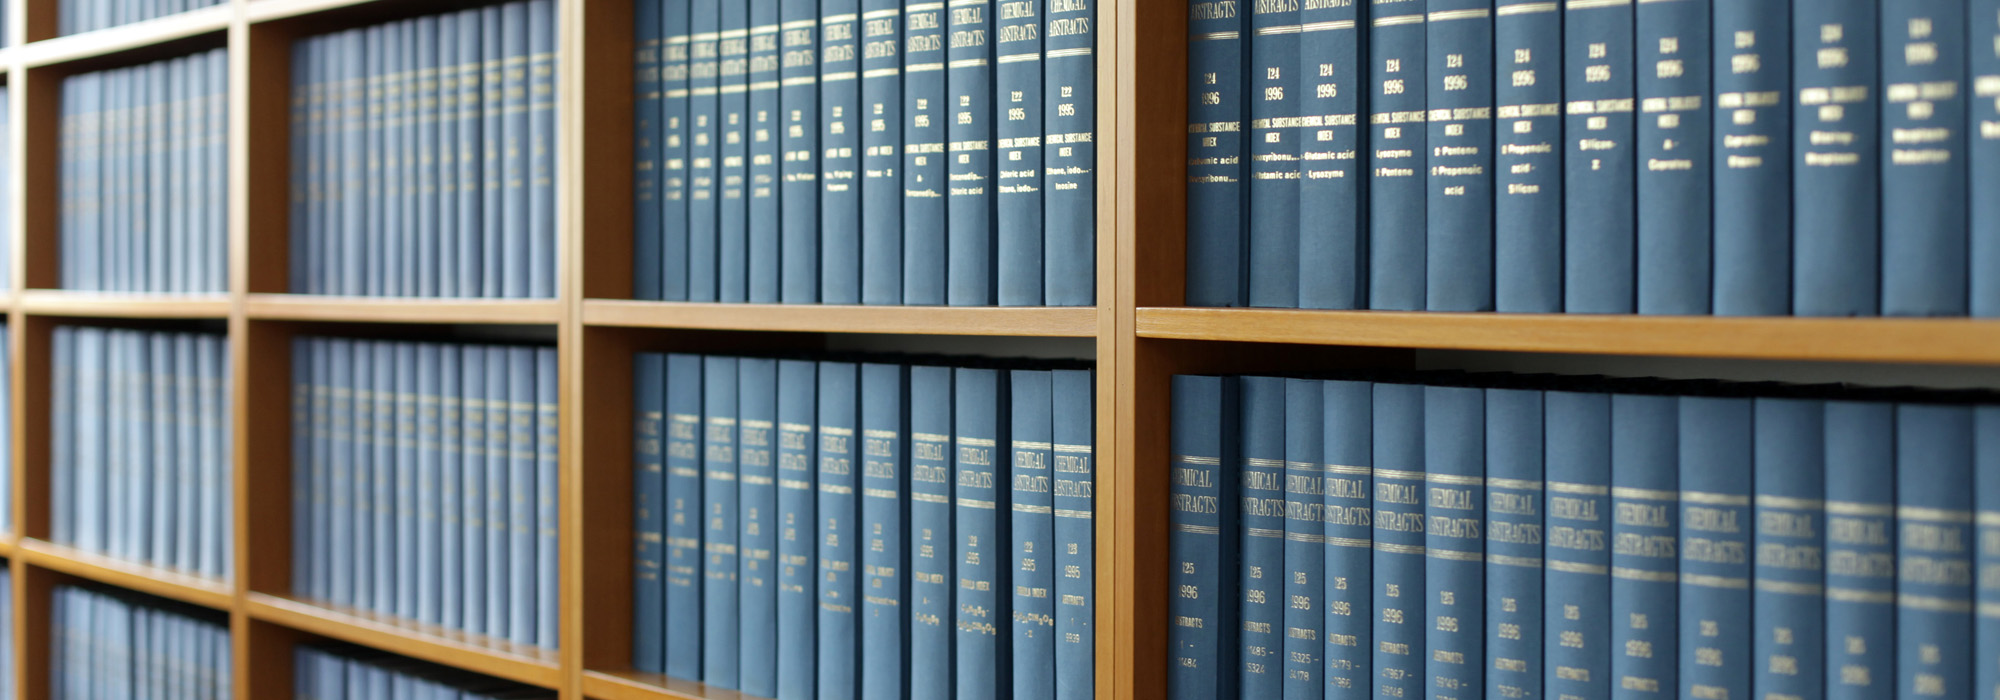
50, 326, 231, 581
631, 354, 1097, 700
631, 0, 1098, 307
288, 0, 560, 300
60, 49, 228, 295
1187, 0, 2000, 317
1169, 371, 2000, 700
59, 0, 221, 36
51, 585, 232, 700
295, 644, 554, 700
290, 337, 559, 650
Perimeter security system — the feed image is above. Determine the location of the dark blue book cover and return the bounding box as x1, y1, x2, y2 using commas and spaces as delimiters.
528, 0, 557, 298
1423, 385, 1482, 700
996, 0, 1045, 306
328, 338, 355, 608
482, 8, 507, 298
1281, 378, 1323, 700
1247, 0, 1301, 309
1823, 399, 1893, 700
819, 361, 863, 700
719, 4, 753, 303
455, 10, 485, 298
946, 0, 997, 305
1752, 396, 1824, 700
861, 362, 909, 700
633, 353, 668, 673
1610, 392, 1677, 699
1677, 395, 1751, 700
1425, 0, 1496, 312
1484, 386, 1541, 700
749, 5, 785, 304
1319, 378, 1370, 697
860, 0, 905, 305
1544, 390, 1610, 700
436, 21, 462, 299
1791, 0, 1878, 316
1042, 0, 1095, 307
777, 359, 820, 700
703, 355, 742, 688
1010, 370, 1054, 700
510, 347, 541, 644
439, 343, 464, 631
352, 344, 377, 609
821, 1, 865, 305
384, 23, 408, 298
910, 364, 956, 700
398, 343, 423, 621
688, 0, 724, 302
1237, 376, 1286, 697
1563, 0, 1636, 313
664, 353, 706, 680
739, 357, 780, 696
1367, 1, 1428, 311
1896, 402, 1975, 697
1710, 0, 1791, 317
1881, 0, 1969, 316
1295, 0, 1363, 311
662, 1, 694, 301
955, 367, 1012, 700
1184, 0, 1249, 307
1976, 0, 2000, 317
1370, 382, 1424, 700
780, 0, 822, 304
1635, 0, 1712, 314
902, 0, 949, 305
1977, 405, 2000, 698
342, 34, 368, 296
485, 346, 513, 637
417, 18, 442, 298
1050, 368, 1094, 700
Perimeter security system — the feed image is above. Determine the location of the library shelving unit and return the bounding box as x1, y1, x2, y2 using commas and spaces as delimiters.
0, 1, 1994, 700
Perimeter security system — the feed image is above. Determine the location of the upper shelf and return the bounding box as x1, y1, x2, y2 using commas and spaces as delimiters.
244, 592, 563, 689
582, 670, 754, 700
17, 539, 234, 610
244, 294, 564, 325
583, 299, 1100, 337
21, 290, 232, 319
17, 5, 231, 69
1137, 307, 2000, 365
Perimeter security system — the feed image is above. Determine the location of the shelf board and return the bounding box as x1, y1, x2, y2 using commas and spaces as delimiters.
1137, 307, 2000, 365
17, 539, 233, 610
583, 670, 762, 700
583, 299, 1099, 337
18, 5, 231, 68
244, 0, 387, 24
244, 294, 564, 325
20, 290, 232, 319
243, 592, 563, 689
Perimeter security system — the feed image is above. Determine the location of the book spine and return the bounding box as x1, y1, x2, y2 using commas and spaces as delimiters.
1050, 368, 1094, 700
482, 8, 506, 297
460, 346, 488, 635
1171, 375, 1240, 700
1320, 379, 1371, 696
739, 357, 781, 696
688, 0, 723, 302
365, 27, 386, 295
749, 5, 786, 303
862, 363, 911, 700
1790, 0, 1878, 316
819, 361, 863, 700
903, 0, 949, 305
664, 353, 705, 680
1710, 0, 1791, 316
1185, 0, 1249, 307
1042, 0, 1095, 307
946, 0, 997, 305
1635, 0, 1711, 315
1543, 390, 1611, 700
1881, 0, 1970, 316
1977, 406, 2000, 698
662, 3, 693, 301
1609, 393, 1678, 699
382, 23, 405, 298
1975, 0, 2000, 316
292, 44, 312, 293
351, 344, 376, 607
1367, 0, 1427, 311
910, 364, 957, 700
1295, 1, 1362, 311
438, 343, 463, 630
374, 344, 397, 612
861, 0, 905, 305
537, 346, 559, 648
397, 343, 422, 621
633, 353, 666, 673
1823, 399, 1893, 700
719, 4, 753, 303
528, 0, 557, 298
1483, 387, 1541, 700
293, 338, 312, 597
995, 0, 1044, 306
703, 355, 741, 688
1248, 0, 1301, 309
1237, 376, 1286, 697
1369, 382, 1424, 700
1009, 370, 1054, 700
327, 339, 354, 608
1281, 378, 1323, 700
955, 367, 1011, 700
504, 6, 532, 298
417, 18, 441, 298
1896, 403, 1976, 697
1563, 0, 1636, 313
439, 19, 465, 298
1424, 0, 1495, 312
508, 347, 538, 645
1422, 385, 1482, 700
781, 0, 822, 303
1677, 396, 1752, 700
454, 11, 483, 297
1750, 396, 1825, 700
777, 359, 820, 700
821, 0, 865, 305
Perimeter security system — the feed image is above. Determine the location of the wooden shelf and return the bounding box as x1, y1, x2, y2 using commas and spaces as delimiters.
582, 670, 761, 700
244, 294, 564, 325
582, 299, 1100, 337
19, 290, 232, 319
16, 5, 231, 68
1137, 307, 2000, 365
243, 592, 563, 689
16, 539, 234, 610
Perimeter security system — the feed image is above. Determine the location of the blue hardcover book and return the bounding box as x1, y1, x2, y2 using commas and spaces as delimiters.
450, 12, 482, 297
1051, 368, 1094, 700
1677, 394, 1751, 700
819, 361, 863, 700
1977, 405, 2000, 698
1896, 402, 1975, 697
780, 0, 822, 303
206, 50, 227, 293
1752, 395, 1825, 700
381, 24, 405, 297
634, 0, 665, 300
1635, 0, 1712, 314
1184, 0, 1248, 307
1976, 0, 2000, 316
1564, 0, 1636, 313
397, 343, 422, 620
1319, 379, 1371, 697
946, 0, 997, 305
461, 346, 489, 635
1791, 0, 1878, 316
665, 353, 705, 678
502, 4, 532, 298
1425, 0, 1496, 312
1823, 399, 1894, 700
909, 364, 956, 700
1882, 0, 1969, 316
352, 344, 378, 607
1010, 370, 1054, 700
537, 346, 560, 648
1238, 376, 1286, 698
902, 0, 948, 305
1423, 385, 1482, 700
1544, 389, 1611, 700
687, 0, 723, 301
954, 367, 1012, 700
1247, 0, 1300, 309
417, 17, 442, 298
1367, 1, 1428, 311
1282, 379, 1323, 700
634, 353, 667, 672
1484, 386, 1542, 700
528, 0, 557, 298
294, 339, 314, 596
440, 343, 465, 631
820, 0, 864, 304
485, 346, 514, 636
995, 0, 1044, 306
1168, 375, 1239, 700
740, 357, 781, 695
509, 347, 539, 644
1295, 0, 1362, 309
703, 355, 742, 687
749, 5, 785, 303
1043, 0, 1095, 306
364, 27, 387, 296
150, 335, 175, 567
1711, 0, 1790, 316
662, 1, 694, 301
375, 343, 400, 611
1610, 392, 1678, 698
482, 7, 507, 297
327, 339, 355, 607
719, 2, 753, 303
777, 359, 821, 700
417, 344, 444, 625
860, 0, 905, 305
1370, 382, 1425, 700
862, 362, 910, 700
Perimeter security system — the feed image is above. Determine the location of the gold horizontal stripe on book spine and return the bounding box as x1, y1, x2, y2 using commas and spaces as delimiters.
1429, 8, 1490, 21
1682, 573, 1749, 590
1547, 480, 1609, 496
1256, 24, 1305, 36
1247, 528, 1286, 539
1612, 566, 1678, 583
863, 7, 901, 18
1755, 579, 1823, 596
1486, 477, 1542, 491
1612, 486, 1678, 501
1372, 13, 1424, 26
1375, 542, 1425, 555
1327, 464, 1369, 476
1488, 554, 1542, 569
1567, 0, 1630, 8
1978, 510, 2000, 526
998, 53, 1043, 63
1425, 472, 1482, 486
822, 13, 860, 23
912, 432, 951, 442
1899, 594, 1974, 613
1496, 1, 1559, 15
958, 436, 997, 447
1046, 47, 1094, 58
1286, 532, 1325, 543
1373, 467, 1424, 481
1898, 505, 1974, 523
1427, 548, 1483, 562
1825, 500, 1894, 517
1053, 443, 1092, 454
1246, 457, 1285, 468
1755, 494, 1823, 510
820, 425, 852, 436
1175, 524, 1221, 535
864, 487, 900, 500
906, 62, 947, 73
1054, 509, 1093, 520
1299, 19, 1357, 32
1681, 490, 1750, 507
1326, 536, 1371, 549
913, 493, 950, 504
1016, 440, 1054, 450
822, 71, 861, 82
909, 2, 947, 11
1174, 454, 1221, 465
949, 58, 991, 69
1014, 503, 1054, 514
752, 23, 781, 34
1826, 587, 1896, 604
863, 68, 902, 78
1548, 560, 1608, 575
865, 429, 899, 439
1190, 31, 1241, 42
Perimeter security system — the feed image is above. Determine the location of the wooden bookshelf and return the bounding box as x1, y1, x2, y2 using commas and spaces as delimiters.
243, 593, 565, 689
245, 294, 565, 325
582, 299, 1100, 337
15, 539, 233, 610
19, 290, 233, 319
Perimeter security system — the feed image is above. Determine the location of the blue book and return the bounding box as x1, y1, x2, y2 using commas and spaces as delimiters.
945, 0, 997, 306
860, 0, 905, 305
995, 0, 1044, 306
352, 344, 377, 607
1896, 402, 1975, 697
748, 4, 785, 303
1247, 0, 1301, 308
1710, 0, 1791, 316
150, 335, 175, 567
527, 0, 557, 298
293, 339, 314, 597
509, 347, 539, 645
365, 27, 387, 296
862, 362, 910, 700
954, 367, 1011, 700
1050, 368, 1095, 700
439, 344, 465, 631
819, 361, 863, 700
1752, 396, 1825, 700
780, 0, 822, 303
1169, 375, 1239, 700
902, 0, 948, 305
1483, 386, 1542, 700
661, 1, 693, 301
705, 355, 742, 688
1010, 370, 1055, 700
1544, 389, 1611, 700
452, 11, 483, 297
718, 2, 753, 303
818, 1, 863, 305
205, 50, 227, 293
1791, 0, 1878, 316
1823, 399, 1894, 700
328, 339, 356, 607
381, 23, 405, 297
664, 353, 705, 679
485, 346, 514, 636
375, 343, 400, 612
740, 357, 781, 695
1977, 405, 2000, 698
1184, 0, 1248, 307
1042, 0, 1095, 306
1237, 376, 1286, 697
1370, 382, 1424, 700
417, 17, 442, 298
1635, 0, 1711, 314
481, 7, 507, 297
502, 4, 532, 298
1319, 379, 1371, 697
1425, 0, 1496, 312
1367, 1, 1428, 311
397, 343, 423, 621
461, 346, 489, 635
1282, 379, 1323, 700
1610, 392, 1677, 698
909, 364, 956, 700
1677, 394, 1751, 700
537, 347, 559, 648
1882, 0, 1970, 316
777, 359, 820, 700
1976, 0, 2000, 316
1563, 0, 1636, 313
687, 0, 723, 301
1423, 385, 1482, 700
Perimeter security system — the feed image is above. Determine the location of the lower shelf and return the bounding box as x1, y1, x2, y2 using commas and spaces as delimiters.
583, 669, 760, 700
17, 539, 233, 610
244, 592, 563, 689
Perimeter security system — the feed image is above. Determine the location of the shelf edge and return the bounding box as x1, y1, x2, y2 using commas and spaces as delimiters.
17, 539, 234, 610
582, 299, 1100, 337
243, 592, 564, 689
